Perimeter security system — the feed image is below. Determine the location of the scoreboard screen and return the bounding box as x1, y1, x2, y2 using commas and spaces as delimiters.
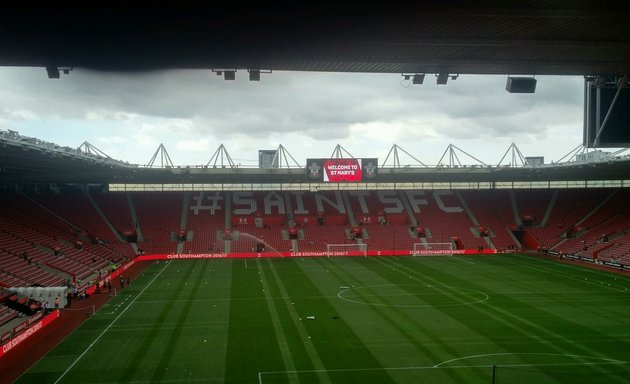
306, 158, 378, 182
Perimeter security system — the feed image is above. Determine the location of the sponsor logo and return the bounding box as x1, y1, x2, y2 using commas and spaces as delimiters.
166, 253, 228, 259
363, 161, 377, 178
307, 161, 322, 179
289, 252, 349, 257
408, 249, 465, 255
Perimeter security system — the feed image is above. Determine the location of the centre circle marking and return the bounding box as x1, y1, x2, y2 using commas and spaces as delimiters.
337, 284, 488, 308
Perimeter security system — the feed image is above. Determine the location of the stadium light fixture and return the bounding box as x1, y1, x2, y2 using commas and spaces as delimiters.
212, 69, 237, 80
249, 69, 260, 81
401, 73, 425, 85
46, 66, 60, 79
247, 69, 272, 81
436, 72, 449, 85
45, 66, 72, 79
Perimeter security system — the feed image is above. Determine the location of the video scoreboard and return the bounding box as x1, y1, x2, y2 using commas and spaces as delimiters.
306, 158, 378, 182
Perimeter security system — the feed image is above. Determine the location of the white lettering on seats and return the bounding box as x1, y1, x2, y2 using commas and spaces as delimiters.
264, 192, 285, 215
405, 191, 428, 213
190, 192, 223, 215
233, 192, 257, 215
348, 191, 371, 214
292, 192, 308, 215
433, 190, 463, 213
315, 191, 346, 213
377, 191, 404, 213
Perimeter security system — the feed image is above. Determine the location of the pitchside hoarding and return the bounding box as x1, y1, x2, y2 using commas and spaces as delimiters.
306, 158, 378, 182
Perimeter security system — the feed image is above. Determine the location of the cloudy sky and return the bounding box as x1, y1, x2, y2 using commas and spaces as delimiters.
0, 67, 587, 167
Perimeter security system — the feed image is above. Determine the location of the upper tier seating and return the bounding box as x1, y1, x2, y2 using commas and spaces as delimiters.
3, 188, 630, 284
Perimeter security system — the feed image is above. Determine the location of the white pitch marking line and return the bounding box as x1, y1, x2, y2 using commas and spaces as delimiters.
337, 284, 489, 308
432, 352, 627, 368
258, 358, 630, 380
53, 261, 171, 384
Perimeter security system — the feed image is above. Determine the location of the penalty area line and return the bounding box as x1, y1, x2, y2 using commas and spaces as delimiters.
53, 261, 172, 384
258, 361, 630, 382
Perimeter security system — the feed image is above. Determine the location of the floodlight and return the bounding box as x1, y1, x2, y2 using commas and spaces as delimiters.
248, 69, 272, 81
211, 69, 237, 80
436, 72, 448, 85
46, 66, 60, 79
412, 74, 425, 84
248, 69, 260, 81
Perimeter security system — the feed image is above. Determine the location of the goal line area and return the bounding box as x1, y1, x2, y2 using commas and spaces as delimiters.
326, 243, 367, 257
259, 360, 630, 384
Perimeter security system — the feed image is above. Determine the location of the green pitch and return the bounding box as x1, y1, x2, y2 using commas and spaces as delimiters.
15, 254, 630, 383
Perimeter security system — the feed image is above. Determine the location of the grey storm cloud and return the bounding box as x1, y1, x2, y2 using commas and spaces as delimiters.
0, 67, 584, 160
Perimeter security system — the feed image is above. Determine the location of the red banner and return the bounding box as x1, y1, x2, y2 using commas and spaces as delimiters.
0, 310, 59, 358
137, 248, 497, 261
91, 258, 137, 294
323, 159, 363, 182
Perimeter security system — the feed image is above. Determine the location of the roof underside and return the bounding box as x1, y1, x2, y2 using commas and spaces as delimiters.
2, 1, 630, 185
2, 1, 630, 75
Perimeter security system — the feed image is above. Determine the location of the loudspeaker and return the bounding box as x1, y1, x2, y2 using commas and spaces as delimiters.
506, 77, 537, 93
46, 66, 60, 79
249, 70, 260, 81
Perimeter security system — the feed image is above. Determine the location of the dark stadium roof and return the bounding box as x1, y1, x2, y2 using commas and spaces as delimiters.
2, 1, 630, 185
2, 1, 630, 75
2, 135, 630, 184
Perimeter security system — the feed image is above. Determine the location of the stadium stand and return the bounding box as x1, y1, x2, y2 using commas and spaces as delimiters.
551, 190, 630, 257
3, 188, 630, 290
183, 192, 226, 253
0, 303, 19, 327
131, 192, 183, 255
298, 225, 353, 252
90, 191, 135, 239
512, 189, 556, 227
229, 191, 290, 253
523, 189, 611, 249
31, 192, 116, 244
0, 194, 134, 287
409, 191, 486, 249
460, 190, 519, 251
2, 186, 630, 370
0, 286, 46, 339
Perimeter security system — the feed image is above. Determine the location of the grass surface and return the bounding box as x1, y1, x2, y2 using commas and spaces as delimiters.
15, 254, 630, 383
